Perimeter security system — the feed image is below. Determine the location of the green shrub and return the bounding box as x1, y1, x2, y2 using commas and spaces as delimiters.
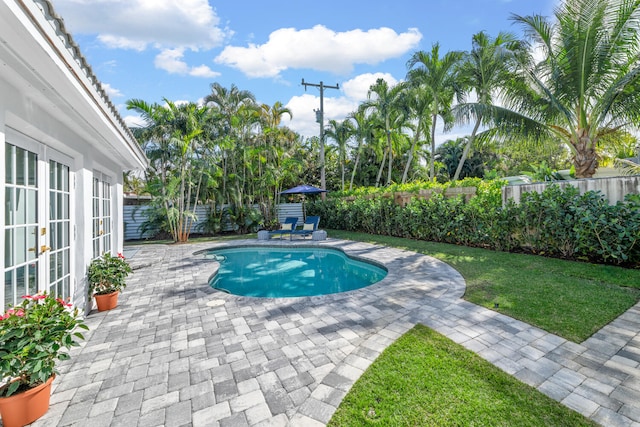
308, 183, 640, 266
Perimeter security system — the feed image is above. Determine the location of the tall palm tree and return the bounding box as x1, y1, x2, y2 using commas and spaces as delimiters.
362, 78, 404, 185
407, 43, 463, 181
505, 0, 640, 178
204, 83, 257, 201
399, 82, 433, 183
325, 118, 355, 190
452, 31, 523, 181
347, 107, 374, 190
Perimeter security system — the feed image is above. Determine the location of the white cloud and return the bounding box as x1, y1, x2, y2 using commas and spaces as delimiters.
341, 73, 399, 101
215, 25, 422, 78
154, 49, 189, 74
101, 83, 122, 98
123, 114, 146, 128
154, 49, 220, 78
189, 65, 220, 78
54, 0, 229, 50
97, 35, 147, 52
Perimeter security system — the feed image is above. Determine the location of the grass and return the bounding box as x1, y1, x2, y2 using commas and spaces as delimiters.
328, 325, 599, 427
328, 230, 640, 343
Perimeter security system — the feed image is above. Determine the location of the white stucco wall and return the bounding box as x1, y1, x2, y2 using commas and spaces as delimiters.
0, 0, 147, 312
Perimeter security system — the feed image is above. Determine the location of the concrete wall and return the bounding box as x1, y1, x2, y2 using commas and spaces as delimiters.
502, 175, 640, 206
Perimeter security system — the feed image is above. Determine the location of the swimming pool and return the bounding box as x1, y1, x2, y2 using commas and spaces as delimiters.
205, 246, 387, 298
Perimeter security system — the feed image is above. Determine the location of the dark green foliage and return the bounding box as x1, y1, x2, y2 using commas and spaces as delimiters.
516, 185, 580, 258
308, 184, 640, 266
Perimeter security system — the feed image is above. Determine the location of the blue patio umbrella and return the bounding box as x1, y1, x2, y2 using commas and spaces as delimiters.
280, 184, 327, 195
280, 184, 327, 219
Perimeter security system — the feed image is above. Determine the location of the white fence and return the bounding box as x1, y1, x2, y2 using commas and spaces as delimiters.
502, 175, 640, 206
124, 203, 304, 241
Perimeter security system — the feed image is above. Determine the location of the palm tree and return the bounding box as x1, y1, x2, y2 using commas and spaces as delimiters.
204, 82, 256, 124
407, 44, 463, 181
126, 99, 210, 242
362, 78, 404, 185
204, 83, 257, 201
452, 31, 522, 181
325, 118, 355, 190
347, 107, 374, 190
505, 0, 640, 178
399, 82, 433, 183
260, 101, 292, 129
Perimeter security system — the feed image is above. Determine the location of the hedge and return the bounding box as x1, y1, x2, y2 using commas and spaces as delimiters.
308, 184, 640, 266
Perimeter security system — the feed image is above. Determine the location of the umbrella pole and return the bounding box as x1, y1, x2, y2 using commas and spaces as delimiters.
302, 195, 306, 220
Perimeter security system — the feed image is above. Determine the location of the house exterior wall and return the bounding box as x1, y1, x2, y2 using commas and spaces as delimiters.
1, 0, 147, 313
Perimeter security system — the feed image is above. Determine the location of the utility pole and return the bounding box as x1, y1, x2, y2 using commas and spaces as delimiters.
301, 79, 339, 198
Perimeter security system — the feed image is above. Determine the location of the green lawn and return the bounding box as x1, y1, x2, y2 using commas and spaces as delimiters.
329, 325, 599, 427
329, 230, 640, 343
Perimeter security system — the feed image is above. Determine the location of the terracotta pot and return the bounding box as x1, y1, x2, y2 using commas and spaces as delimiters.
95, 291, 119, 311
0, 375, 54, 427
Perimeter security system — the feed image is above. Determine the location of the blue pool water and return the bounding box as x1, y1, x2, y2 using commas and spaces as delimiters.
206, 246, 387, 298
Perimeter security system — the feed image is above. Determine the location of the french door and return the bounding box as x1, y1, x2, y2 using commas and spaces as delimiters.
4, 139, 72, 310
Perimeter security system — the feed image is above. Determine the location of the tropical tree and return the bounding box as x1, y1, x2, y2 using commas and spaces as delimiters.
407, 43, 463, 180
452, 31, 523, 181
362, 78, 405, 185
399, 83, 433, 183
204, 83, 257, 200
126, 99, 210, 242
347, 107, 374, 190
325, 118, 355, 190
505, 0, 640, 178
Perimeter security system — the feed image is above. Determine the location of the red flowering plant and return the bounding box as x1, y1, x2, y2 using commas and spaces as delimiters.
87, 252, 133, 296
0, 293, 88, 397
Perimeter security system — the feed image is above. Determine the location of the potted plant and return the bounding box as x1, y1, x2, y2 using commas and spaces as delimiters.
0, 293, 87, 427
87, 252, 132, 311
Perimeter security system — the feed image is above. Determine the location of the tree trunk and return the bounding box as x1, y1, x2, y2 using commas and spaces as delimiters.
341, 152, 345, 191
572, 129, 598, 178
386, 116, 393, 185
453, 116, 482, 181
376, 149, 387, 187
402, 126, 421, 184
430, 114, 438, 181
350, 139, 362, 190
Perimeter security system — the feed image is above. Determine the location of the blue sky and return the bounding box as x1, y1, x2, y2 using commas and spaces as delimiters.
54, 0, 556, 143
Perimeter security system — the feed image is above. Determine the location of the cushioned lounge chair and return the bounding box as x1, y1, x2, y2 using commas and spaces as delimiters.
269, 217, 298, 239
290, 216, 320, 240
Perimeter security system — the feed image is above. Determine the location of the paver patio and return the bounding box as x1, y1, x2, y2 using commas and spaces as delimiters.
30, 239, 640, 427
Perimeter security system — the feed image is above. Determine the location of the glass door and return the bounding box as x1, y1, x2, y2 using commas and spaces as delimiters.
47, 160, 71, 299
4, 143, 39, 308
3, 141, 73, 310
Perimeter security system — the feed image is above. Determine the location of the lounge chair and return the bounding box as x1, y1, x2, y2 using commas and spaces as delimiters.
290, 216, 320, 240
269, 217, 298, 239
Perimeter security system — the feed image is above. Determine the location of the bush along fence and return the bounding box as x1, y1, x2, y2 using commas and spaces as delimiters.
308, 183, 640, 267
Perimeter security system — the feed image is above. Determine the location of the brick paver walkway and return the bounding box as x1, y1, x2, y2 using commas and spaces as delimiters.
31, 239, 640, 426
